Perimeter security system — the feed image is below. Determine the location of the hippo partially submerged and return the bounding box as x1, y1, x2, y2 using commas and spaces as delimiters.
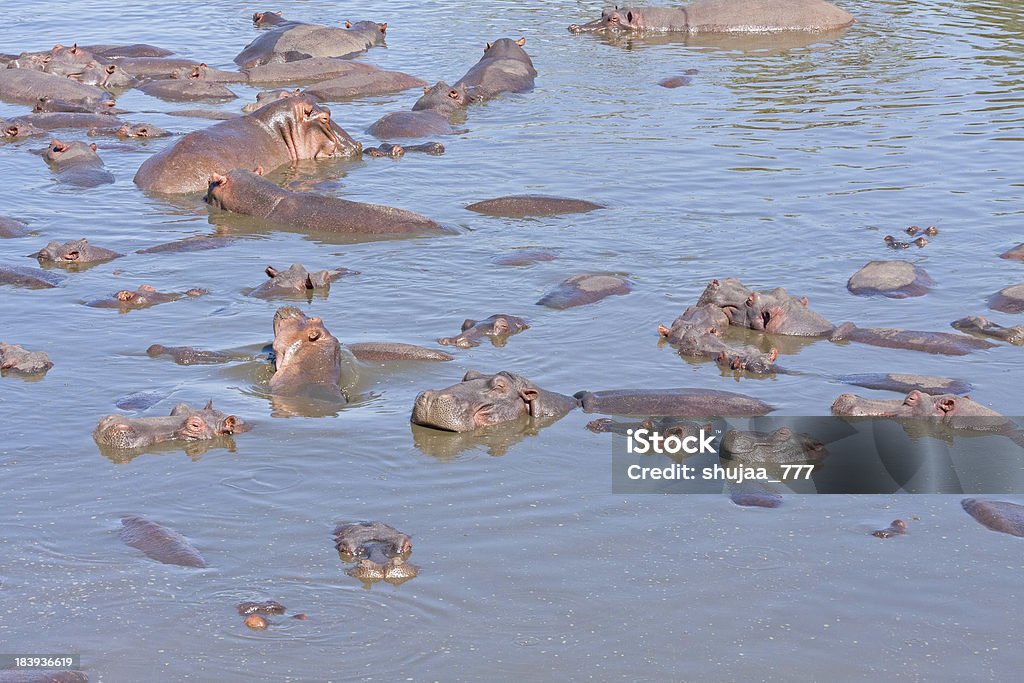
658, 303, 781, 375
119, 515, 207, 567
568, 1, 855, 34
134, 94, 361, 194
0, 342, 53, 377
830, 323, 996, 356
247, 263, 356, 299
951, 316, 1024, 344
961, 499, 1024, 538
333, 521, 418, 583
537, 273, 632, 309
269, 307, 357, 404
33, 238, 122, 266
85, 284, 207, 311
438, 314, 529, 348
721, 427, 826, 464
697, 278, 834, 337
234, 17, 387, 68
466, 195, 605, 218
44, 139, 114, 188
94, 401, 248, 450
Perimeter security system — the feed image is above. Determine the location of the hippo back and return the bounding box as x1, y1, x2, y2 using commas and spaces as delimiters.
685, 0, 855, 32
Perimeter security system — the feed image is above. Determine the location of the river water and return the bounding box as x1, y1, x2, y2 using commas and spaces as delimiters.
1, 0, 1023, 680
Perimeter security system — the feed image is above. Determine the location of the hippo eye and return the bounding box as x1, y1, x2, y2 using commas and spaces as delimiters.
185, 416, 205, 433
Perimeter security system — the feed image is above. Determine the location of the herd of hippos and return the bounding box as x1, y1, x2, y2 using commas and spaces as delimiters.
2, 0, 1024, 654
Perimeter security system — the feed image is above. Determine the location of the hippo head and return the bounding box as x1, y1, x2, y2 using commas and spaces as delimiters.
831, 390, 952, 418
344, 20, 388, 43
569, 8, 641, 33
34, 238, 89, 262
253, 11, 287, 26
94, 400, 247, 450
412, 81, 469, 115
3, 121, 41, 139
482, 37, 529, 60
170, 401, 249, 437
270, 306, 343, 380
115, 123, 169, 138
45, 139, 98, 164
411, 370, 576, 433
260, 94, 361, 162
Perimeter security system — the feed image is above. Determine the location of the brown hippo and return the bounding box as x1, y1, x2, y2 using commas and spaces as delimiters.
0, 216, 29, 238
367, 81, 468, 139
830, 323, 996, 356
872, 519, 908, 539
111, 122, 171, 139
575, 388, 774, 417
951, 316, 1024, 344
241, 87, 303, 112
0, 342, 53, 377
988, 284, 1024, 314
999, 244, 1024, 261
412, 370, 578, 432
33, 238, 122, 266
247, 263, 356, 299
0, 264, 67, 289
245, 57, 380, 85
206, 169, 445, 235
0, 67, 113, 105
721, 427, 826, 464
4, 112, 125, 135
146, 344, 252, 365
454, 37, 537, 101
658, 303, 781, 374
568, 0, 855, 33
305, 69, 426, 101
95, 401, 248, 450
961, 499, 1024, 538
234, 17, 387, 68
536, 273, 632, 309
438, 314, 529, 348
269, 307, 357, 404
466, 195, 605, 218
134, 94, 360, 194
44, 139, 114, 188
334, 521, 418, 584
697, 278, 834, 337
346, 342, 453, 363
363, 142, 446, 157
838, 373, 972, 396
847, 261, 934, 298
884, 234, 927, 249
115, 57, 244, 82
137, 78, 237, 102
119, 515, 207, 568
82, 43, 174, 58
491, 249, 558, 266
34, 94, 120, 114
136, 235, 234, 254
86, 285, 207, 311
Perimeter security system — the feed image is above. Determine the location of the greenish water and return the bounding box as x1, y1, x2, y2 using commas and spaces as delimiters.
1, 1, 1023, 680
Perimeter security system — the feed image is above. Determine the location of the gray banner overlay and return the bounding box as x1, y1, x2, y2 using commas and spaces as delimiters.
609, 416, 1024, 494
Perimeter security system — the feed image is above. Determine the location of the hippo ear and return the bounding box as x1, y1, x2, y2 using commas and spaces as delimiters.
254, 166, 264, 176
378, 23, 387, 33
89, 143, 97, 152
221, 416, 238, 434
484, 42, 492, 52
462, 369, 484, 382
423, 85, 431, 94
938, 397, 956, 414
205, 399, 214, 411
208, 173, 227, 187
516, 37, 526, 46
344, 20, 352, 28
461, 319, 477, 331
492, 317, 510, 334
265, 266, 279, 279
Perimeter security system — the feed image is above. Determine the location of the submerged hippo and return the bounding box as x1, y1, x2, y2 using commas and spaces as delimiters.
0, 342, 53, 377
1, 216, 29, 239
119, 515, 207, 568
575, 388, 774, 417
871, 519, 908, 539
847, 261, 934, 299
454, 37, 536, 101
346, 342, 453, 363
697, 278, 834, 337
838, 373, 972, 396
465, 195, 605, 218
721, 427, 826, 464
988, 284, 1024, 314
961, 499, 1024, 538
44, 139, 114, 188
334, 521, 418, 583
206, 168, 444, 235
537, 273, 632, 309
134, 94, 361, 194
951, 316, 1024, 344
830, 322, 996, 356
95, 400, 248, 450
568, 0, 855, 34
247, 263, 356, 299
438, 314, 529, 348
235, 17, 387, 68
0, 67, 113, 105
5, 112, 125, 135
136, 235, 234, 254
269, 307, 357, 404
244, 57, 378, 85
411, 370, 578, 432
658, 303, 780, 375
305, 69, 426, 101
367, 81, 468, 139
0, 264, 67, 289
33, 238, 122, 265
146, 344, 252, 365
138, 78, 237, 103
85, 285, 207, 311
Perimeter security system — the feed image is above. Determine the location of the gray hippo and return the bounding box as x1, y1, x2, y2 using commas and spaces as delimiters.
134, 94, 361, 194
333, 521, 418, 583
569, 0, 855, 34
367, 81, 469, 139
119, 515, 207, 567
0, 342, 53, 377
44, 139, 114, 188
696, 278, 834, 337
0, 67, 113, 106
85, 284, 207, 311
235, 16, 387, 68
94, 401, 248, 450
33, 238, 122, 266
247, 263, 356, 299
438, 314, 529, 348
658, 303, 781, 374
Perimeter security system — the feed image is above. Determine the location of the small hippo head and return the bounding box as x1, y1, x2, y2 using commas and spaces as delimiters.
344, 20, 388, 42
34, 238, 90, 262
3, 121, 41, 139
832, 390, 947, 418
412, 81, 469, 115
253, 11, 286, 26
569, 8, 640, 33
261, 95, 361, 162
115, 123, 169, 138
482, 37, 528, 59
45, 139, 98, 164
411, 370, 574, 433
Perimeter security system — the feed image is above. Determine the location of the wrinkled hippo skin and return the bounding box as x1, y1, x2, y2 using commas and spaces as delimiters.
247, 263, 356, 299
455, 37, 537, 101
235, 17, 387, 68
576, 388, 774, 417
207, 169, 444, 235
438, 314, 529, 348
466, 195, 604, 218
830, 322, 996, 356
838, 373, 972, 396
0, 67, 112, 105
147, 344, 250, 365
0, 216, 29, 238
86, 284, 207, 311
697, 277, 834, 336
33, 238, 122, 265
721, 427, 825, 464
951, 316, 1024, 344
135, 94, 360, 194
412, 370, 577, 432
119, 515, 207, 567
269, 307, 357, 403
334, 521, 418, 583
45, 139, 114, 188
537, 273, 632, 309
136, 235, 234, 254
0, 265, 66, 289
659, 303, 780, 374
988, 284, 1024, 314
569, 0, 855, 34
961, 498, 1024, 538
95, 401, 247, 450
347, 342, 453, 362
847, 261, 933, 298
0, 342, 53, 377
492, 249, 558, 266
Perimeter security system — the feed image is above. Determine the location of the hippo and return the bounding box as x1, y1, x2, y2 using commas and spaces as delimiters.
134, 94, 361, 194
241, 88, 303, 112
568, 1, 855, 34
95, 401, 248, 450
33, 238, 122, 266
1, 118, 43, 139
0, 67, 113, 105
659, 71, 698, 88
884, 234, 927, 249
346, 342, 453, 363
247, 263, 356, 299
253, 11, 292, 27
136, 235, 234, 254
454, 37, 537, 101
658, 303, 780, 374
727, 481, 785, 508
234, 17, 387, 68
872, 519, 908, 539
0, 342, 53, 377
999, 244, 1024, 261
575, 388, 775, 417
82, 43, 174, 58
237, 601, 286, 616
585, 416, 711, 438
411, 370, 578, 432
137, 78, 237, 102
951, 316, 1024, 344
837, 373, 972, 396
305, 70, 426, 101
988, 284, 1024, 314
721, 427, 826, 464
0, 216, 29, 238
0, 264, 66, 289
697, 278, 834, 337
147, 344, 252, 365
961, 499, 1024, 538
363, 142, 446, 157
367, 81, 469, 139
906, 225, 939, 237
244, 57, 380, 85
438, 314, 529, 348
166, 109, 241, 121
847, 261, 934, 298
491, 249, 558, 266
269, 307, 357, 403
111, 122, 170, 139
465, 195, 605, 218
206, 168, 445, 235
536, 273, 632, 309
4, 112, 125, 135
85, 285, 207, 311
119, 515, 207, 568
115, 57, 245, 82
44, 139, 114, 188
830, 322, 996, 355
34, 95, 120, 114
334, 521, 418, 584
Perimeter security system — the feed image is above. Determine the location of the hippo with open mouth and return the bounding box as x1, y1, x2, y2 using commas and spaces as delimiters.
569, 1, 855, 34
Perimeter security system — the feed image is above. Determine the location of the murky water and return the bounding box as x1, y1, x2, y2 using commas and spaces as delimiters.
2, 1, 1024, 680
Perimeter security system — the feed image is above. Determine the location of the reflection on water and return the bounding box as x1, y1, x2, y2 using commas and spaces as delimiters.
3, 0, 1024, 680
